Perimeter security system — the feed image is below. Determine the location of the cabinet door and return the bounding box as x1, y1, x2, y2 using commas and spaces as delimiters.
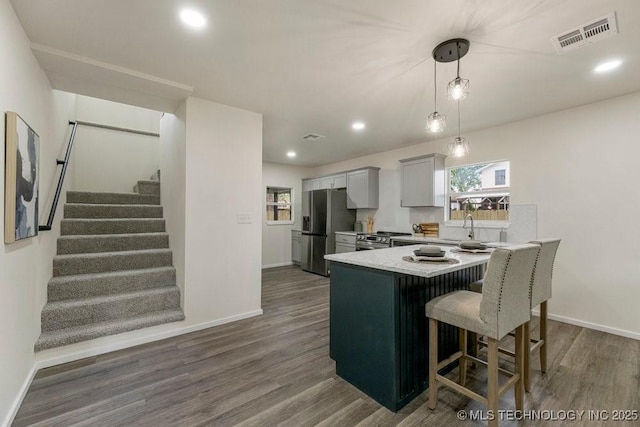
302, 180, 313, 192
333, 174, 347, 189
303, 179, 321, 192
401, 158, 434, 207
320, 176, 334, 189
346, 170, 368, 209
291, 237, 301, 263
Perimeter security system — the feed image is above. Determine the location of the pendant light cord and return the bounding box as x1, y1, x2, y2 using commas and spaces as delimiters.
456, 42, 461, 78
457, 100, 461, 138
433, 60, 437, 110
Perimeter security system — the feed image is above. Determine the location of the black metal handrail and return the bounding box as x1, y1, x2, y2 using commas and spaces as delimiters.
39, 121, 78, 231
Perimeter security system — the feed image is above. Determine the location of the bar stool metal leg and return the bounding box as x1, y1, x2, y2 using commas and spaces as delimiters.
540, 301, 548, 373
487, 338, 499, 427
428, 318, 439, 410
523, 321, 531, 392
515, 325, 524, 411
459, 328, 467, 386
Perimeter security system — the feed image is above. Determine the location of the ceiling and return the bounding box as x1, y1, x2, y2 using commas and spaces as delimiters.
11, 0, 640, 167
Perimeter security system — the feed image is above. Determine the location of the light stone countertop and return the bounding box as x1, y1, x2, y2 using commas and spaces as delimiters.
390, 235, 511, 248
335, 231, 359, 235
325, 245, 491, 278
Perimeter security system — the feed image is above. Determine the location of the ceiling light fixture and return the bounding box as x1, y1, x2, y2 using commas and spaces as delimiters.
448, 101, 469, 158
352, 121, 366, 131
287, 151, 296, 158
433, 38, 470, 101
426, 61, 446, 133
180, 9, 207, 28
594, 59, 622, 73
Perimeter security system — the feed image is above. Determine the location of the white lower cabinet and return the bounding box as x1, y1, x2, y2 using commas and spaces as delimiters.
291, 230, 302, 264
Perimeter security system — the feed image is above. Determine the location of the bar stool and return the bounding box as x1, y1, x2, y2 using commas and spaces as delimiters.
425, 244, 540, 427
471, 238, 561, 392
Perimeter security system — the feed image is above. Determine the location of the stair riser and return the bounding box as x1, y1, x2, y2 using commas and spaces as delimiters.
67, 192, 160, 205
53, 251, 173, 276
48, 269, 177, 301
61, 219, 165, 235
64, 204, 163, 219
135, 181, 161, 196
57, 234, 169, 254
41, 289, 181, 331
35, 309, 184, 351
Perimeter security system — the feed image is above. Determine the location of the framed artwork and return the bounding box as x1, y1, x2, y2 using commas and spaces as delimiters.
5, 112, 40, 243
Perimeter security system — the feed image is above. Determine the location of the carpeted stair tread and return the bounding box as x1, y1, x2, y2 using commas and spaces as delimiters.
53, 249, 172, 276
57, 232, 170, 254
41, 286, 181, 331
35, 308, 185, 351
134, 180, 161, 196
48, 266, 177, 301
67, 191, 160, 205
64, 203, 163, 219
61, 218, 165, 235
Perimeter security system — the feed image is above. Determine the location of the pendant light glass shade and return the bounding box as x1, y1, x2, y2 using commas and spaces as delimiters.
448, 76, 469, 100
448, 100, 469, 157
427, 61, 446, 133
427, 111, 446, 133
448, 136, 469, 157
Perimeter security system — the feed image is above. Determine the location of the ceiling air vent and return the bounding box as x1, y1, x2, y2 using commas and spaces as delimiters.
551, 12, 617, 53
302, 133, 325, 141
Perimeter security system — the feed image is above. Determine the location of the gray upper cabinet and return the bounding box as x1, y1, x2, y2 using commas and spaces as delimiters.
346, 168, 379, 209
302, 178, 320, 192
319, 173, 347, 190
399, 154, 445, 207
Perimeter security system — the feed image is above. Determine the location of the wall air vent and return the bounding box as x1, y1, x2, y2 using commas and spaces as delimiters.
551, 12, 618, 53
302, 133, 325, 141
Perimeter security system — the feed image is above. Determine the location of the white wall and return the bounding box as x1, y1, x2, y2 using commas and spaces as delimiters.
262, 162, 312, 268
72, 95, 163, 193
480, 161, 510, 189
183, 97, 263, 322
159, 103, 186, 300
313, 90, 640, 339
0, 2, 77, 424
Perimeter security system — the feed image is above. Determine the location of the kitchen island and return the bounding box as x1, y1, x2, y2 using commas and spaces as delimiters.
325, 245, 490, 411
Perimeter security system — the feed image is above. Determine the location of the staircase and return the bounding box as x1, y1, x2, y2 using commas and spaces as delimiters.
35, 172, 185, 351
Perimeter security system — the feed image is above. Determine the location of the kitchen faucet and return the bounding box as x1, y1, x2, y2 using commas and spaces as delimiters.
463, 213, 475, 240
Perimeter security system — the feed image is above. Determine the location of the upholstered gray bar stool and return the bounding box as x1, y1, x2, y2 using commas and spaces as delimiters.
426, 244, 540, 427
471, 238, 561, 392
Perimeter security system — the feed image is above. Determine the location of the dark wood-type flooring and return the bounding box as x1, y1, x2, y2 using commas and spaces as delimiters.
13, 266, 640, 426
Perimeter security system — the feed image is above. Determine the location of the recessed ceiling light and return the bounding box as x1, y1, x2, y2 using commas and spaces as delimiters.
287, 151, 296, 158
352, 121, 365, 131
594, 59, 622, 73
180, 9, 206, 28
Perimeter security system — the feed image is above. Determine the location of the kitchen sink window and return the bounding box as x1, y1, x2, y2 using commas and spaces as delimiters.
266, 186, 294, 225
447, 161, 510, 223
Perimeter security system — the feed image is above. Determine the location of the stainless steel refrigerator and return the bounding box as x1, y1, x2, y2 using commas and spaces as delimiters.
301, 189, 356, 276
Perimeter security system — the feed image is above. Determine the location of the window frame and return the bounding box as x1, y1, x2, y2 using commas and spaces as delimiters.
445, 160, 511, 229
495, 169, 506, 186
265, 186, 295, 226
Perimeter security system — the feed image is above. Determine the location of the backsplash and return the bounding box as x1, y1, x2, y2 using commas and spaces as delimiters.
355, 204, 537, 244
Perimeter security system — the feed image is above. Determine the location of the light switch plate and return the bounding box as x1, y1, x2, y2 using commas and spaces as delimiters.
237, 213, 252, 224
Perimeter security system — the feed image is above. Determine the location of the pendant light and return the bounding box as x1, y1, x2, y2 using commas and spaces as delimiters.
448, 101, 469, 157
426, 61, 446, 133
432, 38, 470, 101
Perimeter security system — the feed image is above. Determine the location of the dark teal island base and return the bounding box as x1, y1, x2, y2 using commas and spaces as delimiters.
329, 261, 483, 411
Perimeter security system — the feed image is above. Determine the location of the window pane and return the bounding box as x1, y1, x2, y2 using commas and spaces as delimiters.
266, 186, 291, 204
449, 161, 510, 221
266, 205, 291, 221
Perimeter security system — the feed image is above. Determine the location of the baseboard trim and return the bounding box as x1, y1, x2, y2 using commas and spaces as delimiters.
34, 309, 264, 370
2, 364, 38, 427
262, 262, 293, 269
532, 309, 640, 341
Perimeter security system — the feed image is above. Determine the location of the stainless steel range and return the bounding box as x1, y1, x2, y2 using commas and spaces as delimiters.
356, 231, 412, 251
